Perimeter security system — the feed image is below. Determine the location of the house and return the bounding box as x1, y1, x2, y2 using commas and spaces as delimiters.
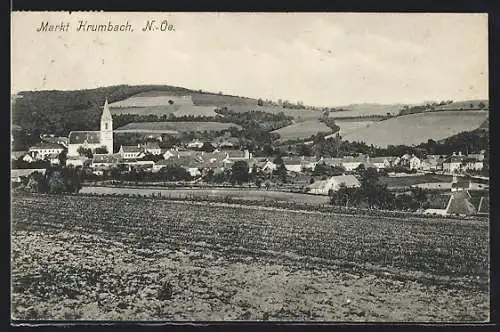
11, 151, 27, 161
66, 156, 88, 168
308, 174, 361, 195
119, 145, 145, 160
22, 154, 35, 163
224, 149, 252, 161
141, 142, 162, 155
369, 157, 392, 170
187, 139, 204, 149
47, 153, 61, 165
341, 155, 369, 171
41, 136, 69, 148
463, 157, 483, 171
408, 155, 421, 170
443, 152, 465, 173
281, 156, 318, 173
321, 157, 344, 168
92, 154, 121, 169
28, 142, 64, 160
261, 160, 277, 173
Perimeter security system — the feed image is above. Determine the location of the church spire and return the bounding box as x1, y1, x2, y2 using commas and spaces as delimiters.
101, 99, 112, 122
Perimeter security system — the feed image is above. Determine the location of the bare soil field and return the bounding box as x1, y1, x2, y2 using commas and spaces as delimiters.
11, 194, 489, 322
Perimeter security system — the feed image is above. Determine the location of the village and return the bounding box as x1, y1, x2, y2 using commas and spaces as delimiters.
11, 101, 489, 217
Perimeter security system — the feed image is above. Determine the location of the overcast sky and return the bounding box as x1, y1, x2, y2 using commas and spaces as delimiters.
11, 12, 488, 106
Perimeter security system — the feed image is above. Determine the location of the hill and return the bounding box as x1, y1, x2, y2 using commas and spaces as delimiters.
271, 120, 333, 142
115, 121, 242, 134
342, 110, 488, 148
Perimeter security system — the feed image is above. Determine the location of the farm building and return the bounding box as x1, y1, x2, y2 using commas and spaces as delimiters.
28, 142, 64, 160
68, 100, 113, 156
308, 175, 361, 195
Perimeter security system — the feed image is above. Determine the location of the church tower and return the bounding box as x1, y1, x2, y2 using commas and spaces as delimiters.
100, 99, 113, 154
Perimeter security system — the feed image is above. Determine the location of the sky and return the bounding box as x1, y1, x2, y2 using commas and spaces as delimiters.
11, 12, 488, 107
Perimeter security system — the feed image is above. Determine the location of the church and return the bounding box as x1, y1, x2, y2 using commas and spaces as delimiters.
67, 100, 114, 156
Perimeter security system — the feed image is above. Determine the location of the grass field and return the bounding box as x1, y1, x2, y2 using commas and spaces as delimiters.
272, 120, 334, 141
328, 119, 377, 137
342, 111, 488, 147
11, 194, 488, 321
115, 121, 242, 133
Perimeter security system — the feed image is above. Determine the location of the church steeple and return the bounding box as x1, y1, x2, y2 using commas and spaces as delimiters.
100, 99, 113, 154
101, 99, 112, 122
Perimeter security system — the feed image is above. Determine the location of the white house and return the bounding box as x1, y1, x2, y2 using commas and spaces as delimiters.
119, 145, 145, 160
187, 139, 204, 149
408, 156, 421, 170
308, 175, 361, 195
223, 149, 252, 161
28, 142, 64, 160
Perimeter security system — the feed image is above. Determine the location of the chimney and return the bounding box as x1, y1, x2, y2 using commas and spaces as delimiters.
458, 151, 462, 156
453, 152, 456, 156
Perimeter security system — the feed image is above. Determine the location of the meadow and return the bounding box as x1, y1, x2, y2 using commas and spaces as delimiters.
342, 111, 488, 147
271, 120, 334, 141
11, 193, 489, 321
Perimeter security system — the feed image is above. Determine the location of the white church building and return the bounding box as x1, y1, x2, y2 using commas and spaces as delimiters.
67, 100, 114, 157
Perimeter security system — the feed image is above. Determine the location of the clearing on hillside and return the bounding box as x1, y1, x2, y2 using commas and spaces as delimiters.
272, 120, 334, 141
115, 121, 242, 134
109, 95, 195, 108
342, 111, 488, 147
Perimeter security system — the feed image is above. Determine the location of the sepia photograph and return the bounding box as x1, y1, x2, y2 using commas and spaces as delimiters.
10, 11, 489, 322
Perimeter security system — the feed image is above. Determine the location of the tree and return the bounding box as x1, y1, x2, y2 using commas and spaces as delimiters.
257, 98, 264, 106
200, 142, 215, 152
47, 169, 66, 194
231, 160, 249, 185
77, 146, 93, 158
273, 163, 288, 183
94, 146, 108, 154
25, 171, 47, 193
58, 149, 68, 166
